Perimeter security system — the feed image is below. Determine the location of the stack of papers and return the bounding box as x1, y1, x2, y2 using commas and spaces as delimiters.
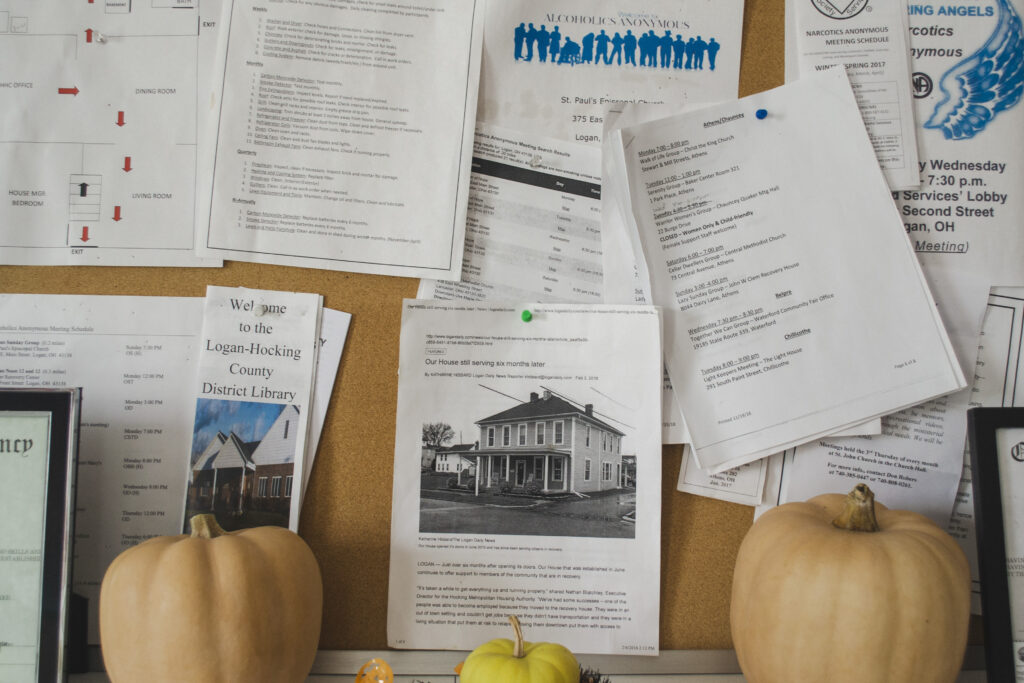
2, 0, 1022, 655
384, 0, 1024, 653
0, 291, 351, 643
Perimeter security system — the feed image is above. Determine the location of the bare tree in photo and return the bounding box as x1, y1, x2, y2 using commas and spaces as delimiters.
422, 422, 455, 448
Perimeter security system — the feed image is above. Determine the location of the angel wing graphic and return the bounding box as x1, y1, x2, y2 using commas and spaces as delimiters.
923, 0, 1024, 140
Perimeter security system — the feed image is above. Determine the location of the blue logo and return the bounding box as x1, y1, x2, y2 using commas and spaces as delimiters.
923, 0, 1024, 139
513, 23, 722, 71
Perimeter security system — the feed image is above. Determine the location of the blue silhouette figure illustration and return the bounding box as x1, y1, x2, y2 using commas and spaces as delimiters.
637, 30, 650, 65
693, 35, 707, 69
549, 26, 561, 64
924, 0, 1023, 139
582, 32, 595, 64
659, 30, 673, 67
559, 36, 581, 65
624, 29, 637, 65
609, 31, 624, 65
514, 23, 526, 61
595, 29, 611, 64
685, 37, 695, 68
524, 23, 537, 61
707, 37, 720, 70
672, 34, 685, 69
644, 30, 659, 66
537, 25, 550, 62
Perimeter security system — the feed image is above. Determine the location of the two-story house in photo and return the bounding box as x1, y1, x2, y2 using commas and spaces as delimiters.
470, 389, 625, 495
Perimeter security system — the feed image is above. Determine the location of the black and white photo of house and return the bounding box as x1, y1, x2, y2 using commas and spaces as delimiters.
419, 387, 637, 539
184, 399, 300, 531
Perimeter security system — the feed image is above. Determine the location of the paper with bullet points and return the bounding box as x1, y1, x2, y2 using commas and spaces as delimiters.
611, 70, 966, 472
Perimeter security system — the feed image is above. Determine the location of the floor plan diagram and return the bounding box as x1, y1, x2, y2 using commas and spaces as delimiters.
0, 0, 219, 265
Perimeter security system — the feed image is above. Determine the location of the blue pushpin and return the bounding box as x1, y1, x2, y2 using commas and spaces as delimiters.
755, 108, 768, 120
521, 310, 533, 322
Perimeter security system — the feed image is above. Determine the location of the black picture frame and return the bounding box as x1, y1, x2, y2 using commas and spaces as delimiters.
967, 406, 1024, 682
0, 388, 81, 683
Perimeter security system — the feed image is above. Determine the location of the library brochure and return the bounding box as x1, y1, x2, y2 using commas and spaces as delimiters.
185, 287, 322, 533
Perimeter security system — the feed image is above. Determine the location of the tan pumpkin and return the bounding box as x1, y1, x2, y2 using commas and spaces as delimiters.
100, 514, 322, 683
730, 483, 970, 683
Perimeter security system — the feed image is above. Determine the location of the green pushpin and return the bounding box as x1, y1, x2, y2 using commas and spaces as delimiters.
521, 310, 533, 322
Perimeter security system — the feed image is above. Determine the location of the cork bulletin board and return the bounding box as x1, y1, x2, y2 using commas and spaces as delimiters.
0, 0, 784, 651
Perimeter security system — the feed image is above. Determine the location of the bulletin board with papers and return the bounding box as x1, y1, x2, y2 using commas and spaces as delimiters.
0, 0, 1007, 658
1, 0, 807, 653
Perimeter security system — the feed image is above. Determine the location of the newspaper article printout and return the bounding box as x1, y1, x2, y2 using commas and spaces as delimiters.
478, 0, 744, 146
614, 70, 965, 472
203, 0, 483, 278
388, 301, 662, 655
792, 0, 920, 189
185, 287, 321, 533
418, 123, 602, 302
0, 0, 221, 266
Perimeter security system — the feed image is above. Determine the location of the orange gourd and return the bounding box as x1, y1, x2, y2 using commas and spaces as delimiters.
99, 514, 322, 683
730, 484, 970, 683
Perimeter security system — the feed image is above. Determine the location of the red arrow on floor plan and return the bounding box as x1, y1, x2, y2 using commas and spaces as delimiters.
58, 87, 79, 96
113, 206, 122, 221
116, 111, 125, 127
80, 226, 90, 242
123, 156, 132, 172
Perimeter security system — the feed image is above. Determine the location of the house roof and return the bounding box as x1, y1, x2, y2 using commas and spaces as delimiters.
438, 443, 477, 452
195, 431, 259, 470
193, 431, 228, 469
476, 392, 624, 436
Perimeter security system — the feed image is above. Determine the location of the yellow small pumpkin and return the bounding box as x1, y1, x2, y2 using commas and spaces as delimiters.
100, 514, 323, 683
730, 483, 970, 683
458, 615, 579, 683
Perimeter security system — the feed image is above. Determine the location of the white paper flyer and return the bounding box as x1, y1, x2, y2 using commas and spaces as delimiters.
0, 0, 221, 266
184, 287, 321, 533
388, 300, 662, 655
614, 70, 965, 472
791, 0, 920, 189
202, 0, 483, 278
478, 0, 744, 145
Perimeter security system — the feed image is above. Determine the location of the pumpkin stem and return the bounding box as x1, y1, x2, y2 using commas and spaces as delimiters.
508, 615, 526, 658
831, 483, 880, 532
190, 514, 228, 539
